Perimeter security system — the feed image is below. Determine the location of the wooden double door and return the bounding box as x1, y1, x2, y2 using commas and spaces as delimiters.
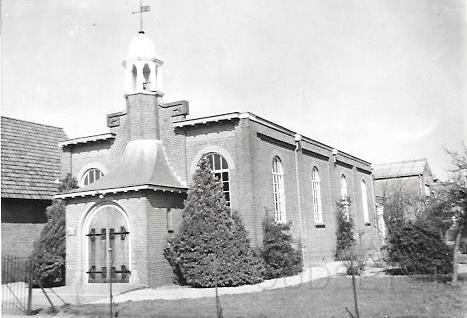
86, 206, 130, 283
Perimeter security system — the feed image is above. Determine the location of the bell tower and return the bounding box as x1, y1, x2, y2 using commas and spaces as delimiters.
122, 31, 163, 140
122, 31, 163, 95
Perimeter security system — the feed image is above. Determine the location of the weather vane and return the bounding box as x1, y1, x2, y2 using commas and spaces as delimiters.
132, 0, 151, 33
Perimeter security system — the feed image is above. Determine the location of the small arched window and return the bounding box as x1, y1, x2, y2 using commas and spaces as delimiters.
82, 168, 104, 187
205, 153, 230, 206
272, 156, 286, 223
340, 175, 348, 199
143, 64, 150, 89
361, 180, 370, 224
311, 167, 323, 224
131, 65, 137, 91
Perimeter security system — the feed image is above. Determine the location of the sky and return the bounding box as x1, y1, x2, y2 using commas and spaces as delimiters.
2, 0, 466, 180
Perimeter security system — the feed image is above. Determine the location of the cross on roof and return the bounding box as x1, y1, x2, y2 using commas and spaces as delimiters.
132, 1, 151, 33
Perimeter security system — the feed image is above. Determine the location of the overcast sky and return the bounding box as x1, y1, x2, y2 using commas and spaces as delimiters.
2, 0, 466, 179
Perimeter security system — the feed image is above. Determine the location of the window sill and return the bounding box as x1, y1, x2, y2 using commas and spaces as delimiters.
365, 223, 371, 226
315, 224, 326, 228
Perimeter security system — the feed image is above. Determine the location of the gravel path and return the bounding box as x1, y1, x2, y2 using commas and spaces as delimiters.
92, 262, 344, 303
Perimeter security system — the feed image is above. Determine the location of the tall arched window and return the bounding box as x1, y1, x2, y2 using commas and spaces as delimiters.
86, 205, 130, 283
340, 175, 348, 199
205, 153, 230, 206
361, 180, 370, 224
311, 167, 323, 224
272, 156, 286, 223
81, 168, 104, 186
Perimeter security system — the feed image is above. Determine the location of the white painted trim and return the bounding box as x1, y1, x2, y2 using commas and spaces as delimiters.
189, 146, 236, 207
190, 145, 236, 177
54, 184, 187, 199
60, 133, 115, 147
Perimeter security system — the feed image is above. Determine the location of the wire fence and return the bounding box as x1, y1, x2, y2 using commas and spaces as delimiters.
1, 254, 33, 314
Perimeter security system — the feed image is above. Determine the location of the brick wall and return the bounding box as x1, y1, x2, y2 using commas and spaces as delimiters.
65, 190, 185, 289
179, 117, 381, 266
1, 223, 46, 258
1, 198, 49, 258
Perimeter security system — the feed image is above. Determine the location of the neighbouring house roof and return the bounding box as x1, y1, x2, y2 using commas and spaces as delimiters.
56, 139, 187, 199
373, 159, 428, 180
1, 116, 68, 200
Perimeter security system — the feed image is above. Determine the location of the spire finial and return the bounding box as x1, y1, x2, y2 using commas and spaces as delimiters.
132, 0, 151, 33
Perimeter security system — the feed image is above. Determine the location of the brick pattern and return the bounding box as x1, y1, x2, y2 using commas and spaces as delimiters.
65, 191, 184, 288
63, 94, 380, 287
1, 223, 46, 258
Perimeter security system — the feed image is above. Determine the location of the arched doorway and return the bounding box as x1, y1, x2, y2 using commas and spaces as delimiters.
85, 205, 130, 283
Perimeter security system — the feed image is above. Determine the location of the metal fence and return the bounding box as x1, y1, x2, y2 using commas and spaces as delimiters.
1, 254, 33, 314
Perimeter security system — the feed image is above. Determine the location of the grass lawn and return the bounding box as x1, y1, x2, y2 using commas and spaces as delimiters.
61, 275, 466, 318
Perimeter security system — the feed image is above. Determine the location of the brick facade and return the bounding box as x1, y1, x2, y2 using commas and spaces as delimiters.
60, 33, 380, 289
62, 97, 380, 288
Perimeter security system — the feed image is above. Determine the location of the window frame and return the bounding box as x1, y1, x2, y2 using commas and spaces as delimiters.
361, 179, 370, 225
340, 174, 348, 199
272, 156, 286, 223
205, 152, 231, 206
81, 168, 104, 187
311, 166, 323, 225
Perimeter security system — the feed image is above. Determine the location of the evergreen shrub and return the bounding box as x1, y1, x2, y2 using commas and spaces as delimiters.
385, 223, 453, 275
261, 216, 303, 279
164, 158, 264, 287
30, 173, 78, 287
335, 197, 355, 260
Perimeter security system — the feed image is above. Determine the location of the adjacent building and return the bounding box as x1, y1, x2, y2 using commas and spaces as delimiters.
1, 116, 67, 258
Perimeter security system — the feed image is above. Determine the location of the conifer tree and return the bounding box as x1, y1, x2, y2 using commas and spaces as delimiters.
261, 216, 303, 279
31, 173, 78, 286
164, 157, 264, 287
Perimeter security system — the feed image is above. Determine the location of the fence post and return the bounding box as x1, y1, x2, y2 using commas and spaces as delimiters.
27, 260, 33, 315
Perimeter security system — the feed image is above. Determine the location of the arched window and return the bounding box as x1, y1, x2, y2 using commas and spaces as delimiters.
361, 180, 370, 224
272, 156, 286, 223
311, 167, 323, 224
86, 205, 130, 283
205, 153, 230, 206
82, 168, 104, 186
131, 65, 137, 91
340, 175, 348, 199
143, 64, 150, 89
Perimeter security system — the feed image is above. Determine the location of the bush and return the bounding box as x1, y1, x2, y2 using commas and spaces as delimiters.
344, 258, 365, 276
261, 216, 303, 279
335, 197, 355, 260
164, 157, 264, 287
385, 223, 453, 275
30, 173, 78, 287
30, 199, 67, 287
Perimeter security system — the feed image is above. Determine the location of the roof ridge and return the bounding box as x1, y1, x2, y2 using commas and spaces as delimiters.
374, 158, 427, 166
1, 116, 65, 131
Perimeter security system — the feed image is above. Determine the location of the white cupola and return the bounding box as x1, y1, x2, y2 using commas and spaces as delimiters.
123, 31, 163, 95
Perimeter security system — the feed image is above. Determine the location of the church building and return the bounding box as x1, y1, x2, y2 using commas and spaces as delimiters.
57, 31, 380, 289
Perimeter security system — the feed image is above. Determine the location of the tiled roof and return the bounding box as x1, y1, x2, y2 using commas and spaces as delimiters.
373, 159, 428, 179
1, 116, 67, 200
58, 139, 187, 198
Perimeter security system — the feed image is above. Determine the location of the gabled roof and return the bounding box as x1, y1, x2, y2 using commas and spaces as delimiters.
373, 159, 429, 180
57, 139, 187, 199
1, 116, 68, 200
